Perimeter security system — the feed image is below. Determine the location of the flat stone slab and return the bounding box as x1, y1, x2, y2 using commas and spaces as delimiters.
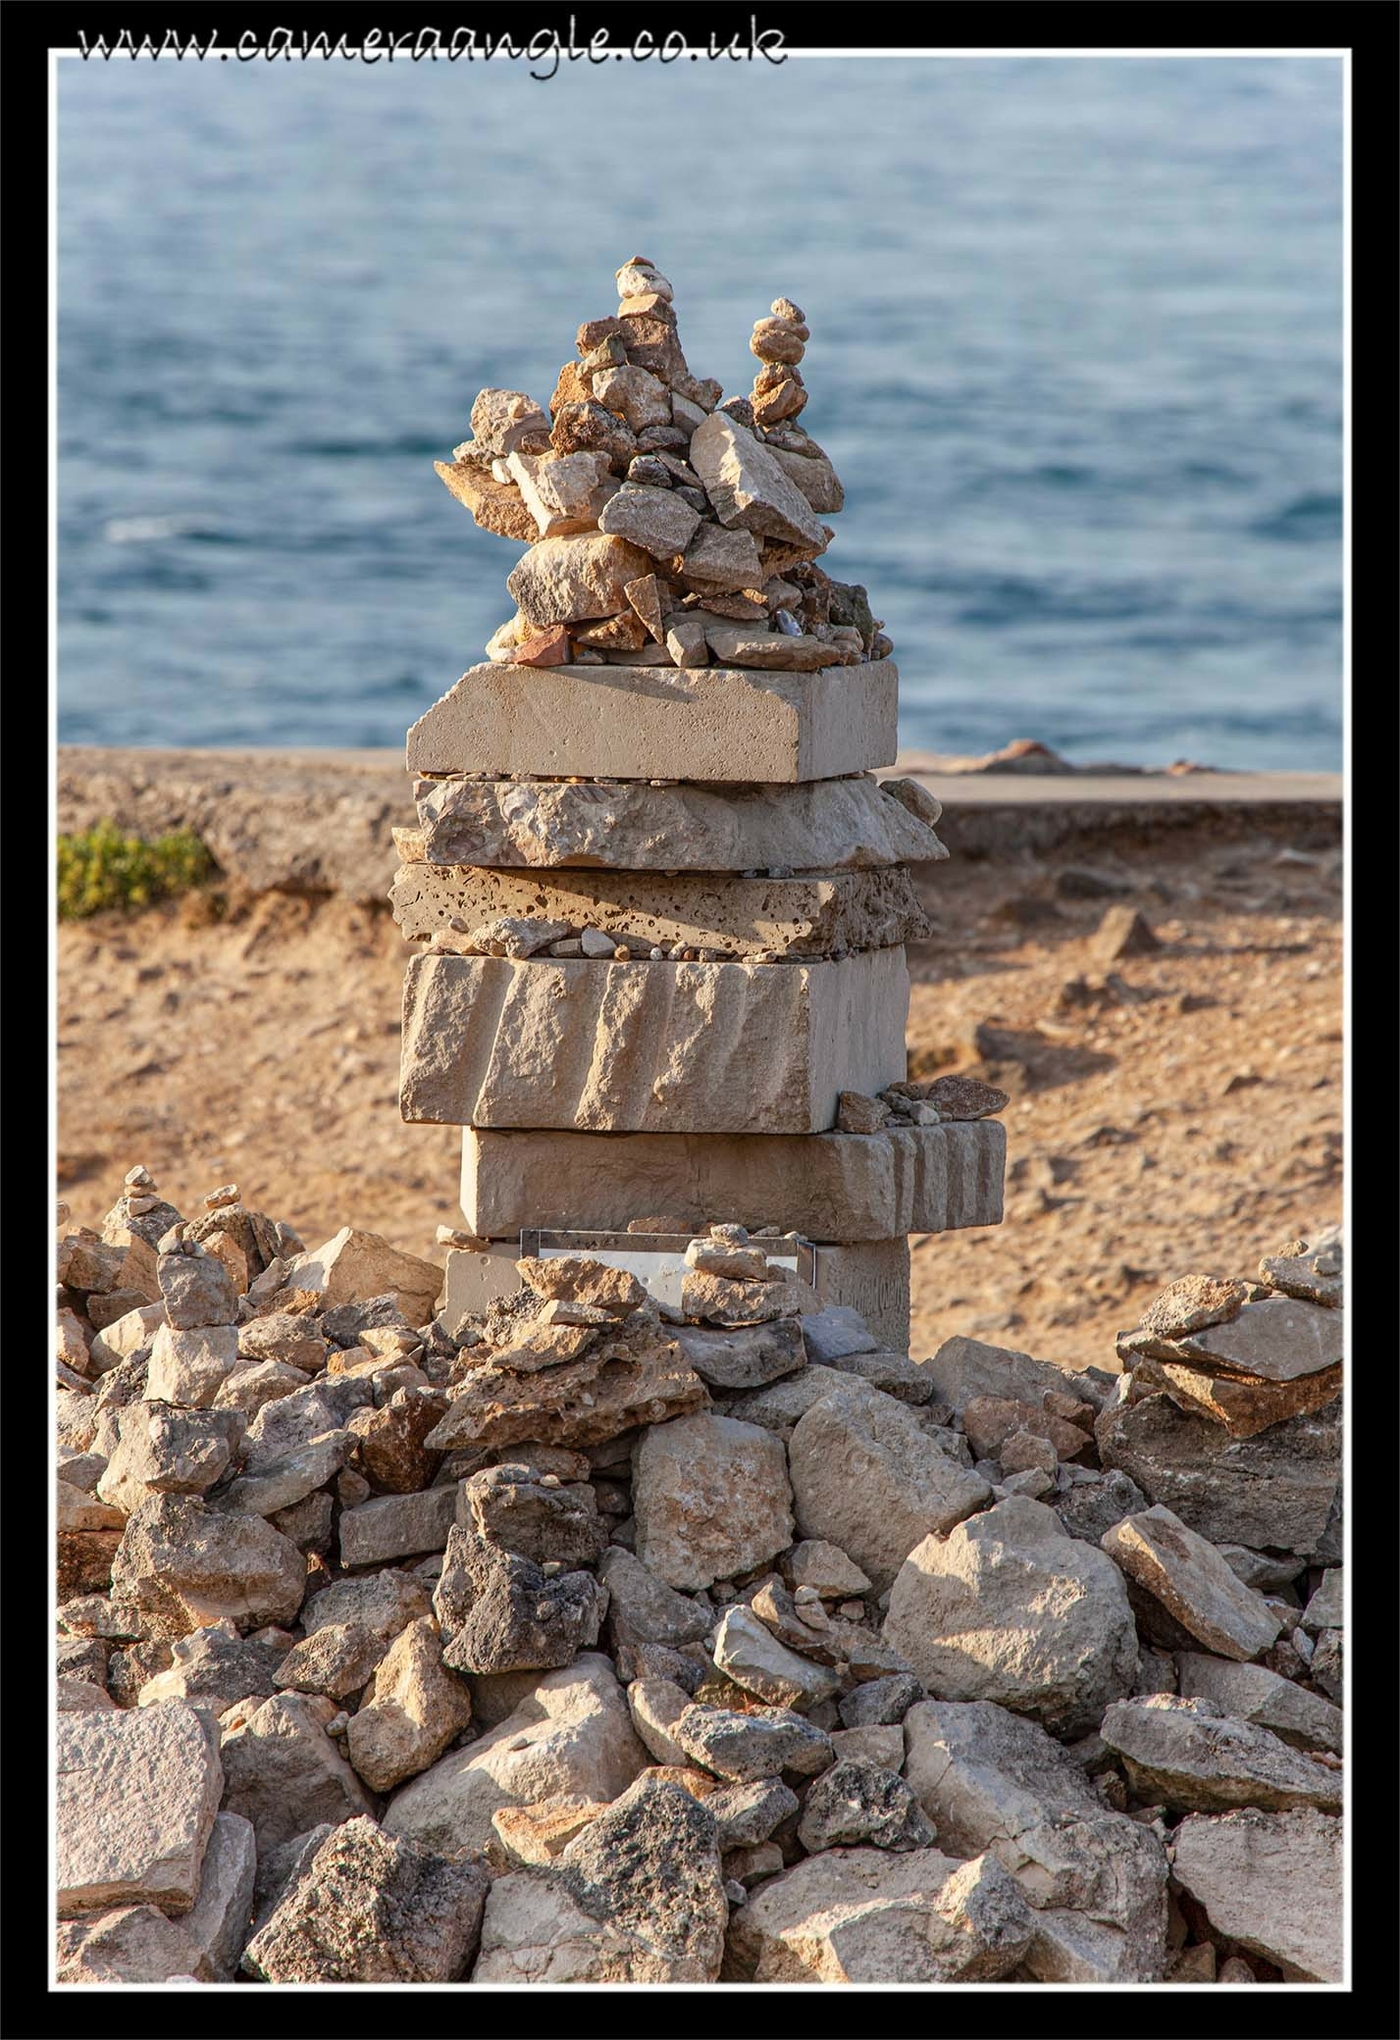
406, 659, 899, 783
460, 1119, 1007, 1241
413, 771, 946, 873
401, 949, 909, 1135
1169, 1808, 1342, 1981
58, 1700, 223, 1917
390, 861, 928, 960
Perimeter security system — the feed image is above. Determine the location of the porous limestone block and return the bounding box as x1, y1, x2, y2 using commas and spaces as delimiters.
413, 771, 946, 873
441, 1235, 912, 1352
400, 949, 909, 1135
390, 862, 929, 961
460, 1120, 1007, 1242
406, 660, 898, 783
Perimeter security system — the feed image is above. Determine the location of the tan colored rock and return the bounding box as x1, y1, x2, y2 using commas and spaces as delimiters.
1151, 1358, 1342, 1438
700, 620, 830, 670
597, 482, 701, 557
425, 1316, 708, 1453
144, 1321, 241, 1406
465, 388, 550, 457
491, 1796, 608, 1868
405, 657, 897, 782
461, 1118, 1007, 1241
788, 1380, 991, 1593
506, 531, 654, 629
689, 412, 826, 548
1101, 1507, 1283, 1659
1175, 1653, 1342, 1755
58, 1699, 222, 1916
345, 1618, 474, 1792
516, 1254, 647, 1313
415, 767, 945, 872
1099, 1696, 1342, 1813
633, 1413, 793, 1590
592, 363, 672, 432
279, 1227, 442, 1325
400, 948, 908, 1135
1170, 1296, 1343, 1382
505, 449, 614, 538
55, 1905, 202, 1984
391, 858, 927, 959
1170, 1809, 1342, 1980
435, 455, 538, 542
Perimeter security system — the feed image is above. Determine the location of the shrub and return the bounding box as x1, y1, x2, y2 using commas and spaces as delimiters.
57, 821, 215, 921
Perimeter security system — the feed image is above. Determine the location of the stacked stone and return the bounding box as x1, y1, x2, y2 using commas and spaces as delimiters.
397, 259, 1007, 1345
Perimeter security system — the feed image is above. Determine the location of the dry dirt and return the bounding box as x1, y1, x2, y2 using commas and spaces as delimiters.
57, 815, 1341, 1375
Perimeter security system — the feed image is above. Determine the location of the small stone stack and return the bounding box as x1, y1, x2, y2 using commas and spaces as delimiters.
396, 259, 1008, 1345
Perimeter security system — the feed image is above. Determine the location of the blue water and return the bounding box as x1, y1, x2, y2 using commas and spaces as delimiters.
57, 56, 1343, 767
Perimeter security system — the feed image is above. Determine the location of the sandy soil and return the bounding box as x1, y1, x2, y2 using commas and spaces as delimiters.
57, 817, 1341, 1374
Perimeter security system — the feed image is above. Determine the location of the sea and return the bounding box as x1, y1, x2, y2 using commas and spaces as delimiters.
57, 54, 1343, 768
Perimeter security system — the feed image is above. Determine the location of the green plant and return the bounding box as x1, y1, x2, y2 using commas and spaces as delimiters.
57, 821, 215, 920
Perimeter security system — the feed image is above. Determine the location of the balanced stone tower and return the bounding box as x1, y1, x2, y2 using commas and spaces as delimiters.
394, 259, 1007, 1347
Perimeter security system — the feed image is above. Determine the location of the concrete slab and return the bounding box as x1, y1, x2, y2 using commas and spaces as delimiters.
400, 947, 910, 1135
406, 659, 899, 782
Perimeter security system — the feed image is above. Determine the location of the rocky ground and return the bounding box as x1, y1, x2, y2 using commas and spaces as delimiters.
57, 811, 1342, 1375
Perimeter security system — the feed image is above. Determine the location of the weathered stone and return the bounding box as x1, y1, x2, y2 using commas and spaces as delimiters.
599, 1545, 711, 1649
243, 1816, 488, 1982
238, 1312, 328, 1375
55, 1904, 201, 1984
88, 1300, 167, 1375
341, 1620, 473, 1792
544, 1772, 726, 1980
1172, 1296, 1343, 1383
1148, 1357, 1342, 1438
884, 1498, 1139, 1737
1054, 1467, 1148, 1545
491, 1795, 609, 1867
790, 1538, 873, 1598
505, 448, 614, 538
1101, 1506, 1282, 1660
506, 531, 653, 630
220, 1691, 374, 1851
789, 1381, 990, 1593
1096, 1392, 1341, 1553
1170, 1808, 1342, 1981
680, 1268, 813, 1325
1300, 1567, 1343, 1635
339, 1484, 459, 1567
157, 1247, 238, 1330
111, 1494, 306, 1638
213, 1359, 308, 1421
921, 1332, 1109, 1416
427, 1317, 707, 1453
903, 1698, 1169, 1981
279, 1227, 442, 1325
415, 767, 943, 873
1258, 1239, 1343, 1308
726, 1846, 1035, 1982
689, 412, 827, 548
182, 1810, 257, 1980
274, 1622, 385, 1700
675, 1316, 807, 1390
704, 1777, 798, 1851
137, 1625, 284, 1712
58, 1699, 222, 1916
633, 1414, 792, 1590
144, 1321, 241, 1407
592, 363, 672, 432
671, 1703, 833, 1783
461, 1462, 605, 1568
1099, 1696, 1342, 1812
1175, 1652, 1342, 1755
303, 1567, 434, 1645
349, 1388, 447, 1495
1138, 1274, 1250, 1341
435, 454, 538, 542
383, 1654, 647, 1857
401, 948, 908, 1136
713, 1605, 840, 1711
440, 1540, 607, 1676
597, 481, 700, 556
464, 387, 550, 458
962, 1395, 1091, 1463
798, 1760, 936, 1854
217, 1428, 354, 1517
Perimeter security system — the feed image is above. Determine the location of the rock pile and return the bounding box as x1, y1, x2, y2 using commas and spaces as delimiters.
398, 258, 1003, 1356
56, 1179, 1344, 1986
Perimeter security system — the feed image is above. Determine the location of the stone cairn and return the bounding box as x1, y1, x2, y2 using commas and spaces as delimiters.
395, 255, 1008, 1349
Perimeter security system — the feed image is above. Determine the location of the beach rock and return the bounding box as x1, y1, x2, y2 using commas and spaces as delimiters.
597, 482, 701, 557
1098, 1696, 1342, 1813
633, 1413, 793, 1591
1169, 1808, 1342, 1981
671, 1703, 833, 1783
788, 1381, 991, 1593
797, 1761, 937, 1854
725, 1846, 1035, 1983
1174, 1653, 1342, 1755
243, 1816, 488, 1982
506, 531, 654, 629
712, 1605, 841, 1712
110, 1494, 306, 1638
182, 1811, 257, 1980
220, 1692, 374, 1852
883, 1498, 1139, 1738
903, 1699, 1169, 1981
1096, 1393, 1340, 1553
689, 412, 826, 549
1101, 1506, 1282, 1660
57, 1699, 222, 1917
383, 1654, 647, 1859
465, 387, 550, 458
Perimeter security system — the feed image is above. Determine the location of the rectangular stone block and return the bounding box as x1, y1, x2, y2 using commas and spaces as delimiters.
390, 861, 929, 960
400, 947, 909, 1135
406, 659, 898, 783
338, 1485, 459, 1568
459, 1119, 1007, 1241
414, 771, 946, 873
441, 1236, 910, 1351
